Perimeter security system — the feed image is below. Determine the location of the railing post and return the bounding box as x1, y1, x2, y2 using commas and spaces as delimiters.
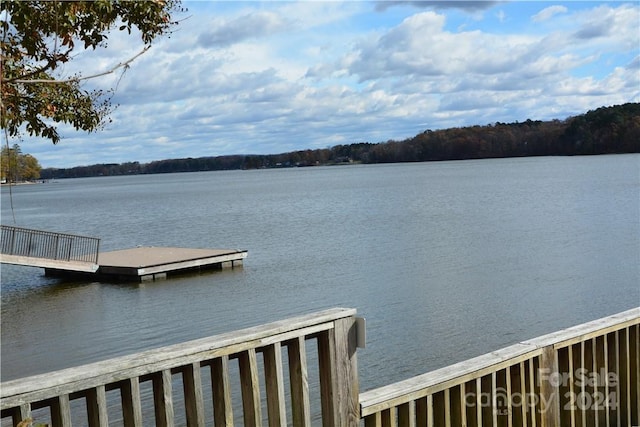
94, 238, 100, 264
333, 316, 360, 426
539, 345, 560, 427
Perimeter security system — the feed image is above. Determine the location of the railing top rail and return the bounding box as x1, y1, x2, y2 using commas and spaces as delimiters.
524, 306, 640, 349
0, 224, 100, 243
0, 307, 356, 409
359, 306, 640, 415
360, 343, 541, 415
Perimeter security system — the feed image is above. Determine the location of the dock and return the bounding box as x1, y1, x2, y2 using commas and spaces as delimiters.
1, 225, 247, 282
44, 246, 248, 281
100, 246, 246, 281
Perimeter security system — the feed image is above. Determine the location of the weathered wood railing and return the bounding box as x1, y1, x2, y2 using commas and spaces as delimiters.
1, 307, 638, 427
0, 308, 360, 427
360, 307, 640, 427
0, 225, 100, 264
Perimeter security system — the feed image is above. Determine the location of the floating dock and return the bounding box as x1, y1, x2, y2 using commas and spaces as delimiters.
45, 246, 248, 282
1, 225, 247, 282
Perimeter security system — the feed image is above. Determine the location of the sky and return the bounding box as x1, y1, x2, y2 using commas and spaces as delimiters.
15, 1, 640, 168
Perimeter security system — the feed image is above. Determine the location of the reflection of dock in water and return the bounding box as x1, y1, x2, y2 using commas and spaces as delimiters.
0, 225, 247, 282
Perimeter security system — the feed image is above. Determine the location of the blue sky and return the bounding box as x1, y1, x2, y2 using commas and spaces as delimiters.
14, 1, 640, 168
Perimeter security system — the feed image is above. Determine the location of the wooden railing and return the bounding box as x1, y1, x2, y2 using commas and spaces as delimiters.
1, 307, 638, 427
0, 225, 100, 264
0, 308, 360, 427
360, 307, 640, 427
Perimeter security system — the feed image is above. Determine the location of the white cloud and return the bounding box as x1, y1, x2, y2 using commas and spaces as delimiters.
377, 1, 502, 12
197, 11, 289, 47
571, 4, 640, 50
532, 5, 568, 22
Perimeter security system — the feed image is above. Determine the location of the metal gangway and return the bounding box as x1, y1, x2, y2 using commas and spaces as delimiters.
0, 225, 100, 273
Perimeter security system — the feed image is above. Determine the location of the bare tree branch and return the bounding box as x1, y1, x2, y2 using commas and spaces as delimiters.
12, 46, 151, 84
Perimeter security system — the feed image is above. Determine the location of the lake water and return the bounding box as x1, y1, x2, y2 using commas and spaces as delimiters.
1, 154, 639, 393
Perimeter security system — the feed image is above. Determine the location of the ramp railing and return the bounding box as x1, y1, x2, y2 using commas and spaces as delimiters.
0, 225, 100, 264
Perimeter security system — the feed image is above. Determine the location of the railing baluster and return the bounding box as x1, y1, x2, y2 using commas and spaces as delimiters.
54, 235, 60, 260
415, 396, 427, 427
529, 358, 537, 427
567, 344, 576, 427
86, 385, 108, 427
211, 355, 234, 427
381, 406, 396, 427
317, 329, 337, 427
9, 227, 16, 254
51, 394, 72, 427
238, 349, 262, 427
520, 361, 528, 427
397, 400, 415, 427
152, 370, 174, 427
263, 343, 287, 427
593, 337, 600, 423
288, 336, 310, 427
623, 327, 631, 426
26, 232, 33, 257
121, 377, 143, 427
506, 367, 512, 427
615, 330, 621, 427
443, 388, 451, 427
364, 412, 381, 427
458, 384, 466, 427
610, 331, 619, 425
491, 372, 498, 427
476, 377, 483, 427
635, 324, 640, 425
579, 340, 586, 426
10, 404, 31, 426
604, 333, 611, 427
182, 362, 205, 427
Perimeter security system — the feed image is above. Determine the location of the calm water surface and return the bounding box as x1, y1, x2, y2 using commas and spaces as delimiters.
1, 155, 639, 391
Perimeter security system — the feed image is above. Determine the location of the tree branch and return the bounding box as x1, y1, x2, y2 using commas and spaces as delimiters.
11, 46, 151, 84
4, 48, 75, 84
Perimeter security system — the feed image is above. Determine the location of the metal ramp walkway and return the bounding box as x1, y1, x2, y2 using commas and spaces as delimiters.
0, 225, 100, 273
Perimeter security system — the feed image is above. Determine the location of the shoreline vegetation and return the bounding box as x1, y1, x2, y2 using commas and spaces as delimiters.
38, 102, 640, 180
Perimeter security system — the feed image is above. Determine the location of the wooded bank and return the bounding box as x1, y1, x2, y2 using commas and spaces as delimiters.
41, 103, 639, 179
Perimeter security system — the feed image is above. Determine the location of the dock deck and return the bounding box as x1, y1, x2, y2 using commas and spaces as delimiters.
43, 246, 248, 281
96, 246, 247, 281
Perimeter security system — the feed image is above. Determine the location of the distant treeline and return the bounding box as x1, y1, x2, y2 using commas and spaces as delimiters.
41, 103, 640, 179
